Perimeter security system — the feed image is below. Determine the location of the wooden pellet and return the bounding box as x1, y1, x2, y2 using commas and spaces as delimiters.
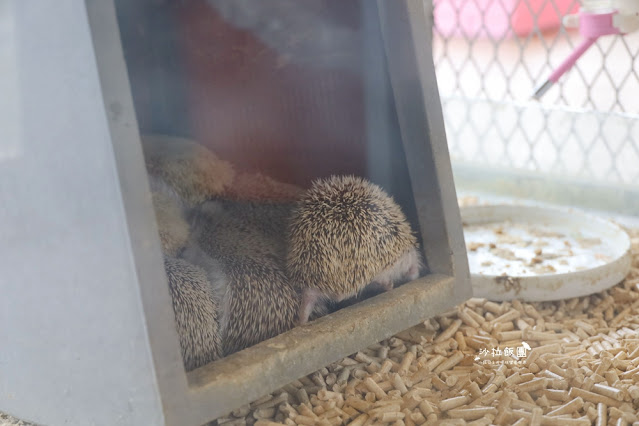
365, 362, 381, 374
389, 345, 408, 358
346, 398, 369, 412
375, 380, 392, 392
454, 331, 467, 352
614, 417, 628, 426
379, 412, 405, 422
627, 384, 639, 399
596, 402, 608, 426
490, 309, 520, 326
493, 397, 512, 424
298, 404, 317, 419
445, 375, 459, 387
253, 408, 276, 419
465, 336, 488, 350
536, 394, 551, 408
364, 377, 387, 400
546, 396, 584, 416
391, 373, 408, 395
458, 308, 480, 328
402, 409, 415, 426
542, 416, 591, 425
254, 393, 289, 410
325, 373, 337, 387
539, 369, 563, 382
402, 392, 422, 411
336, 368, 351, 385
251, 394, 275, 407
369, 403, 401, 417
628, 345, 639, 359
434, 351, 464, 374
569, 387, 623, 407
609, 407, 638, 423
233, 405, 251, 418
530, 343, 563, 359
377, 346, 390, 360
388, 389, 402, 399
354, 352, 375, 364
342, 406, 358, 418
436, 319, 462, 343
431, 376, 447, 391
503, 372, 523, 387
379, 359, 394, 375
620, 365, 639, 379
352, 369, 368, 380
516, 377, 548, 393
465, 307, 486, 325
410, 411, 427, 424
472, 390, 504, 408
542, 389, 569, 402
530, 407, 543, 426
348, 413, 369, 426
440, 395, 470, 412
484, 301, 503, 315
467, 382, 483, 399
398, 352, 415, 376
279, 403, 298, 418
591, 383, 624, 401
447, 406, 498, 420
510, 398, 538, 411
423, 355, 446, 372
317, 390, 343, 402
549, 363, 574, 379
293, 415, 316, 425
418, 400, 435, 417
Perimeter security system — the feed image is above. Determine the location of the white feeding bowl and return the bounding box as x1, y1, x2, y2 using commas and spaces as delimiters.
460, 205, 632, 301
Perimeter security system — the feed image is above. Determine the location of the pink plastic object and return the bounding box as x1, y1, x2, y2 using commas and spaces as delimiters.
534, 10, 621, 98
435, 0, 578, 39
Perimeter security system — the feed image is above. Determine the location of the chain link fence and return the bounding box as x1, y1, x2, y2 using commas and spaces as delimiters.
432, 0, 639, 185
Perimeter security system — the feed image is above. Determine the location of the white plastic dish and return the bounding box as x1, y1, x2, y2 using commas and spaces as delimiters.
461, 204, 632, 301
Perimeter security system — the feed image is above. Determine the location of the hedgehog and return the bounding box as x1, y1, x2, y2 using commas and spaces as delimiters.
142, 134, 235, 207
287, 175, 422, 324
223, 171, 304, 202
164, 256, 222, 371
182, 200, 300, 355
149, 175, 190, 256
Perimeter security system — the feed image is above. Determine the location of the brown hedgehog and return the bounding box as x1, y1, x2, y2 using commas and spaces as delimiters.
164, 256, 222, 371
287, 175, 422, 324
182, 200, 299, 355
223, 171, 304, 202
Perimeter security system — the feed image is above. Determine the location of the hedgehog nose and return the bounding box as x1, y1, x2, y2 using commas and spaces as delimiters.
406, 262, 421, 281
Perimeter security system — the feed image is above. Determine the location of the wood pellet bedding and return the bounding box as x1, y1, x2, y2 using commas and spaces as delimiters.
217, 227, 639, 426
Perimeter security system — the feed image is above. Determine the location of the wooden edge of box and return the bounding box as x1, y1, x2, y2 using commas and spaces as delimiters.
181, 273, 462, 424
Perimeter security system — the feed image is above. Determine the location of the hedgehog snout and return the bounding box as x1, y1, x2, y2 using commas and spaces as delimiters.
404, 247, 422, 282
371, 247, 422, 289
